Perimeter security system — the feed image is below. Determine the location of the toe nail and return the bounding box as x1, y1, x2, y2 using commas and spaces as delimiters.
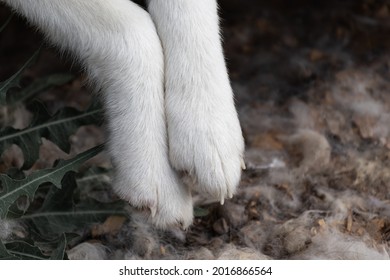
241, 158, 246, 170
150, 206, 157, 218
220, 195, 225, 205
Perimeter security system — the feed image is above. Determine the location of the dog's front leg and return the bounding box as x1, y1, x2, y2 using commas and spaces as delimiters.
2, 0, 193, 228
147, 0, 245, 202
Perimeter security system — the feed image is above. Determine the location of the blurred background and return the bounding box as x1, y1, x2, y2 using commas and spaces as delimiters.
1, 0, 390, 260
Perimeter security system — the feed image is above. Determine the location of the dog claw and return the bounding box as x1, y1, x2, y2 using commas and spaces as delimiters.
149, 205, 157, 218
220, 195, 225, 205
241, 158, 246, 170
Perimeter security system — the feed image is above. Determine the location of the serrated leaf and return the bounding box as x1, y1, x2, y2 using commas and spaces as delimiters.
7, 73, 75, 105
40, 173, 78, 213
0, 144, 104, 219
23, 200, 127, 237
0, 48, 40, 105
19, 172, 126, 236
0, 101, 103, 168
1, 240, 47, 260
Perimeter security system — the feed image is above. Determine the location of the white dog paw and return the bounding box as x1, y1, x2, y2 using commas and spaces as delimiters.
112, 163, 193, 229
147, 0, 245, 205
167, 86, 245, 204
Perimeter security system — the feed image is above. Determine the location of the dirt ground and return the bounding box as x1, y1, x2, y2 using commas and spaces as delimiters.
1, 0, 390, 259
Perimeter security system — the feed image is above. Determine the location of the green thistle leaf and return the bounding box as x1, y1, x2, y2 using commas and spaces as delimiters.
0, 144, 104, 219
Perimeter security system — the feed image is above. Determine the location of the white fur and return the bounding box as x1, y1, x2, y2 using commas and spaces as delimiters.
147, 0, 245, 202
1, 0, 244, 228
